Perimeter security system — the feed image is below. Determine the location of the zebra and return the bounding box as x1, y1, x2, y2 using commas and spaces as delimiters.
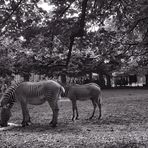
66, 83, 102, 121
0, 80, 65, 127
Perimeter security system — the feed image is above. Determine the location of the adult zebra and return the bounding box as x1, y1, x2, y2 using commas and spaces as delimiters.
0, 80, 65, 127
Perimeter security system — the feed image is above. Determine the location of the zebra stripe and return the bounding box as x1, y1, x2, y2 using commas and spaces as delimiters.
1, 80, 65, 108
26, 84, 43, 97
2, 82, 21, 105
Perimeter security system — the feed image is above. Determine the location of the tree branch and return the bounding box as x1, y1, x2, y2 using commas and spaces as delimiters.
59, 0, 75, 17
124, 41, 148, 46
0, 0, 23, 30
48, 64, 66, 69
128, 16, 148, 33
66, 0, 89, 67
66, 36, 74, 67
143, 27, 148, 41
79, 0, 88, 31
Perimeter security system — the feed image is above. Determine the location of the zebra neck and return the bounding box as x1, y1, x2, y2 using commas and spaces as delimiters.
4, 82, 21, 104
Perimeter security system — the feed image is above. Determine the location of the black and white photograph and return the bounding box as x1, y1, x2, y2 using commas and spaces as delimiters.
0, 0, 148, 147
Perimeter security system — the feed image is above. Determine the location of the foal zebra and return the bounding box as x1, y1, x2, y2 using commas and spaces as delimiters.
0, 80, 65, 127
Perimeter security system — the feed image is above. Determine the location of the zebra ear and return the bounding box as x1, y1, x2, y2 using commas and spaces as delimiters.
4, 103, 13, 109
4, 104, 11, 109
1, 104, 9, 109
2, 105, 7, 109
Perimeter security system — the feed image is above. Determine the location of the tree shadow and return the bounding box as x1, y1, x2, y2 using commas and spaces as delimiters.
6, 121, 83, 134
90, 115, 148, 126
3, 114, 148, 133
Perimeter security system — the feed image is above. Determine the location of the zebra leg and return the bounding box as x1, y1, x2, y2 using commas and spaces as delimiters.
96, 97, 102, 120
71, 100, 77, 121
75, 104, 79, 120
48, 100, 59, 127
89, 99, 97, 120
20, 101, 31, 127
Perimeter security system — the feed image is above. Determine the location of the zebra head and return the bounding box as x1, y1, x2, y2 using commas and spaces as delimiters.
0, 82, 19, 127
0, 95, 12, 127
0, 106, 11, 127
0, 94, 13, 108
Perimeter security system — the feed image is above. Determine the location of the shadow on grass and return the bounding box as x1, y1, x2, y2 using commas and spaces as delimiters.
76, 142, 148, 148
99, 116, 134, 126
6, 120, 83, 134
75, 114, 148, 127
3, 112, 148, 134
102, 142, 147, 148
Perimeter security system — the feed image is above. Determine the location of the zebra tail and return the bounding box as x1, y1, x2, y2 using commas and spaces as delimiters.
58, 86, 65, 99
99, 91, 103, 104
61, 86, 65, 94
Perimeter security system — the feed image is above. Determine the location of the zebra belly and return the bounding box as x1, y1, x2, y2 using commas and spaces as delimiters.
76, 92, 91, 101
78, 97, 90, 101
27, 95, 46, 105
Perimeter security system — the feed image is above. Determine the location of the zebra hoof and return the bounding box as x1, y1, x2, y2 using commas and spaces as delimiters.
88, 117, 93, 120
49, 121, 57, 127
98, 115, 101, 120
51, 123, 57, 128
72, 117, 75, 121
0, 123, 8, 127
21, 121, 31, 127
22, 124, 26, 127
49, 121, 54, 125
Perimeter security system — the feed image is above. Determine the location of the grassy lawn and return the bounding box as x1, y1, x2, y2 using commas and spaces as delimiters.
1, 89, 148, 147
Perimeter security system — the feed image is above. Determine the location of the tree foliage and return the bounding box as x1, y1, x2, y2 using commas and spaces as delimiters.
0, 0, 148, 80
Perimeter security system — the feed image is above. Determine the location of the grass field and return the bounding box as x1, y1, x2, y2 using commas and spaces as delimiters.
1, 89, 148, 148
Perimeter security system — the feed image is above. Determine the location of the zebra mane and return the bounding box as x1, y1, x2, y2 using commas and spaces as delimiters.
3, 81, 23, 103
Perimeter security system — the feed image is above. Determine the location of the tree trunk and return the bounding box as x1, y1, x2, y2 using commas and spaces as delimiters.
89, 72, 92, 82
60, 74, 67, 84
106, 74, 111, 88
98, 72, 105, 88
65, 0, 88, 67
66, 36, 75, 67
23, 74, 30, 81
145, 74, 148, 86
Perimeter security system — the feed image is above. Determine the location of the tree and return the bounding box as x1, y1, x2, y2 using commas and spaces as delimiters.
1, 0, 148, 84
